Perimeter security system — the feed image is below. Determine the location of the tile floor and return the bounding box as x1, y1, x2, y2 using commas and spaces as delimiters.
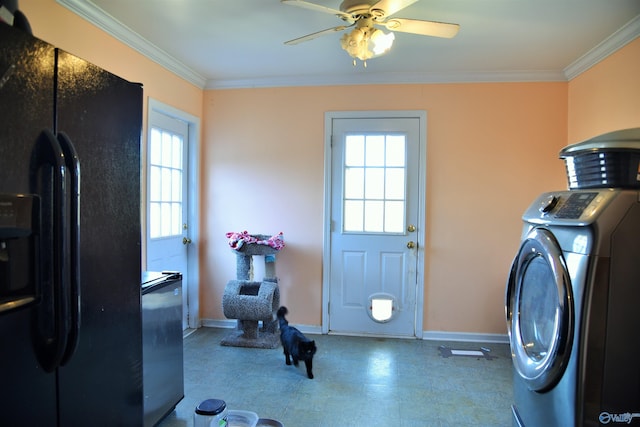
158, 327, 514, 427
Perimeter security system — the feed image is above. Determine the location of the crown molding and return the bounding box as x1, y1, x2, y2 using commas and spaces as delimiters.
564, 14, 640, 80
56, 0, 207, 88
205, 70, 567, 89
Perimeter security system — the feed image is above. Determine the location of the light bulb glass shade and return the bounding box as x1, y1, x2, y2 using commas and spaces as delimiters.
340, 26, 394, 62
340, 30, 372, 61
370, 29, 394, 56
349, 28, 364, 45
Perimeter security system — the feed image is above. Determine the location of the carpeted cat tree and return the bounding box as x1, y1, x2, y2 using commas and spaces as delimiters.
221, 231, 284, 348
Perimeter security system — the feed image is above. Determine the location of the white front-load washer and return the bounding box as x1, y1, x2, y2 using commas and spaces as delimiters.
506, 189, 640, 427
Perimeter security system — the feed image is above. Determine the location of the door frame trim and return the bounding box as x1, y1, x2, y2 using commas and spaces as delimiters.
322, 110, 427, 337
146, 98, 201, 328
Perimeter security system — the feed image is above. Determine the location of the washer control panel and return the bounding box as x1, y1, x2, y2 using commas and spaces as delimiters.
553, 192, 598, 218
525, 189, 618, 225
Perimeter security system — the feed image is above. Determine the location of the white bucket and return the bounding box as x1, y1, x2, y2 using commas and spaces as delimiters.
194, 399, 228, 427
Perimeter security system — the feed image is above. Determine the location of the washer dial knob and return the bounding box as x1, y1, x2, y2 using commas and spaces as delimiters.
539, 195, 559, 213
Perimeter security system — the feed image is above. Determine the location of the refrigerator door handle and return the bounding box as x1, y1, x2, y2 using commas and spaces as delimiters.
29, 129, 71, 372
57, 132, 81, 366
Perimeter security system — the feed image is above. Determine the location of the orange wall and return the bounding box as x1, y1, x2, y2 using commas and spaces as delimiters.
202, 83, 568, 333
568, 38, 640, 142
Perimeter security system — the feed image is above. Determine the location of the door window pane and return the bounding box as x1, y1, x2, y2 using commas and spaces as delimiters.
386, 135, 406, 166
150, 129, 162, 164
149, 203, 160, 239
149, 166, 161, 200
345, 135, 365, 166
364, 168, 384, 199
365, 135, 385, 166
364, 200, 384, 232
161, 168, 172, 200
344, 200, 364, 231
343, 133, 407, 233
172, 135, 183, 168
384, 201, 404, 233
149, 127, 184, 239
385, 168, 405, 199
345, 167, 364, 199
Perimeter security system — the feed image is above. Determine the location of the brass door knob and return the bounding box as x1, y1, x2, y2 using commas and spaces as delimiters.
407, 241, 415, 249
183, 237, 192, 245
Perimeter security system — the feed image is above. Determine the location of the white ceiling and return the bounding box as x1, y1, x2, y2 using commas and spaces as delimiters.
59, 0, 640, 89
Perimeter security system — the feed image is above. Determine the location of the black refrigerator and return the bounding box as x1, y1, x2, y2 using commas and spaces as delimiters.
0, 23, 144, 425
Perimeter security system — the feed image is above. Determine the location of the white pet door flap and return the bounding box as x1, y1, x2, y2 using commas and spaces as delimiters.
368, 293, 396, 323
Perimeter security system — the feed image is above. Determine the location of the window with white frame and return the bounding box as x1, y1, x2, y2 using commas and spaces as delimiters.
148, 127, 183, 239
343, 133, 407, 233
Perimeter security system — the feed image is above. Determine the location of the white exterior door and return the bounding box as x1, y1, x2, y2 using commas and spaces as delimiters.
327, 114, 423, 337
147, 110, 191, 329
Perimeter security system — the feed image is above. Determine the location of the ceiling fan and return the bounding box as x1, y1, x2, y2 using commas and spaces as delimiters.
281, 0, 460, 66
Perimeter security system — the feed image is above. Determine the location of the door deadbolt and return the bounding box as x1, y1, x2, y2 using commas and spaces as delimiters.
407, 224, 416, 232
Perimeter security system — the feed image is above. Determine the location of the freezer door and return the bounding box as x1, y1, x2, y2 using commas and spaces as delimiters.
0, 23, 58, 427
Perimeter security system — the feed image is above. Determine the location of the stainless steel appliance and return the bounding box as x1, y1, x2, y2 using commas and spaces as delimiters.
0, 22, 144, 425
506, 189, 640, 426
142, 271, 184, 427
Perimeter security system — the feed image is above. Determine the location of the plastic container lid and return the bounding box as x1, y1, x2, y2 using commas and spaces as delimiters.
559, 128, 640, 157
195, 399, 227, 416
558, 128, 640, 189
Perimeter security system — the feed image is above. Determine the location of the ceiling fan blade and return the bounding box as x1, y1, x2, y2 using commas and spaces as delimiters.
281, 0, 354, 20
383, 18, 460, 38
370, 0, 418, 18
284, 25, 351, 45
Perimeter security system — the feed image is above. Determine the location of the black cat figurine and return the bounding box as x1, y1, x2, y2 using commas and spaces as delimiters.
277, 306, 317, 379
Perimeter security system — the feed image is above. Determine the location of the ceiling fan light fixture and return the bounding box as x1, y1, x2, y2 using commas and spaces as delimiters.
339, 24, 394, 63
282, 0, 460, 66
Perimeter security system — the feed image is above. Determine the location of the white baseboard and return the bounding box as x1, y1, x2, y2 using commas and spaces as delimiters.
199, 319, 509, 343
422, 330, 509, 344
293, 325, 323, 335
200, 318, 322, 335
201, 318, 235, 329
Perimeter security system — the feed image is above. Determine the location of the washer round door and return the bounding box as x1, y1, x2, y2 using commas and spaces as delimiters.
506, 227, 574, 392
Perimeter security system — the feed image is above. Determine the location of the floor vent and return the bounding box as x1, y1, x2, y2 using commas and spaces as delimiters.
438, 345, 497, 360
